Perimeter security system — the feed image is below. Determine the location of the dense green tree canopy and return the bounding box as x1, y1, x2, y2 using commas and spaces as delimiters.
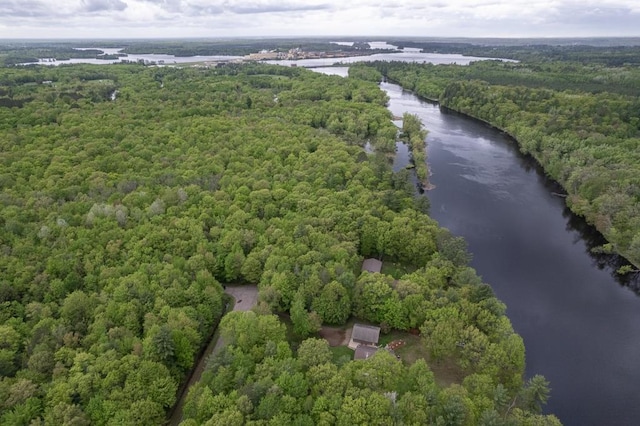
0, 60, 555, 424
182, 319, 560, 425
353, 60, 640, 268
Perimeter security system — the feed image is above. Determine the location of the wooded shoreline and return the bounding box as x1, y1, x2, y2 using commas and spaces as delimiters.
370, 63, 640, 272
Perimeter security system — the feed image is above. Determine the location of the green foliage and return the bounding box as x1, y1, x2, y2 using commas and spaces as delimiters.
220, 312, 286, 359
348, 66, 383, 83
364, 59, 640, 268
181, 310, 556, 425
0, 61, 553, 424
297, 338, 332, 370
311, 281, 352, 325
519, 375, 551, 414
290, 293, 322, 338
119, 39, 377, 57
401, 113, 431, 187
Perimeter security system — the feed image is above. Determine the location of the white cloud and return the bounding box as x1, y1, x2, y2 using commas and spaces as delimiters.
0, 0, 638, 38
83, 0, 128, 13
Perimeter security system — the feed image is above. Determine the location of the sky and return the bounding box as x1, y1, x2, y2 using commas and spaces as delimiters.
1, 0, 639, 39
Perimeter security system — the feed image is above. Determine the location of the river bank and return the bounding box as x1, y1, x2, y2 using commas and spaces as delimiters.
379, 79, 640, 425
436, 103, 639, 271
387, 73, 638, 272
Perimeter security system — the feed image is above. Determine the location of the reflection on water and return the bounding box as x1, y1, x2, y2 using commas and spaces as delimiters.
267, 51, 504, 68
563, 206, 640, 290
380, 81, 640, 426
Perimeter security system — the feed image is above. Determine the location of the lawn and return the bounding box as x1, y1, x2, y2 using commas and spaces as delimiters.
283, 314, 466, 386
379, 329, 465, 387
380, 261, 417, 279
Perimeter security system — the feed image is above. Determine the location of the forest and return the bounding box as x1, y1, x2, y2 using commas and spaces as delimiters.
399, 112, 431, 190
0, 61, 558, 424
384, 39, 640, 66
0, 44, 109, 67
118, 39, 376, 57
351, 57, 640, 269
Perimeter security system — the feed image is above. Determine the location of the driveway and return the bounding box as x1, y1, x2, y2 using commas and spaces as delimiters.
168, 284, 258, 425
210, 285, 259, 353
224, 284, 259, 312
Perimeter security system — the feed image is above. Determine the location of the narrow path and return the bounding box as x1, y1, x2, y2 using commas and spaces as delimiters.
168, 285, 258, 426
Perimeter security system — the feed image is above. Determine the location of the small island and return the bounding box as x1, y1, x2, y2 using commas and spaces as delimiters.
401, 112, 434, 190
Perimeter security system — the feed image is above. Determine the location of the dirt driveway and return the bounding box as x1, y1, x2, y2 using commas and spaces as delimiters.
224, 285, 259, 312
169, 284, 258, 426
209, 285, 259, 355
319, 325, 352, 347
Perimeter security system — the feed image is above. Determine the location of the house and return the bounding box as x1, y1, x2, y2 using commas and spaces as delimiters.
361, 258, 382, 274
348, 323, 381, 349
354, 345, 379, 360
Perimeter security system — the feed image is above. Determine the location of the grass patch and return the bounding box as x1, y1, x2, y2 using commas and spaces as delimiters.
381, 262, 417, 279
380, 329, 466, 387
428, 357, 466, 388
378, 329, 410, 346
394, 334, 429, 364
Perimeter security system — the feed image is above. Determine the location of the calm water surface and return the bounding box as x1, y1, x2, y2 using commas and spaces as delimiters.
266, 51, 499, 67
314, 67, 640, 426
31, 47, 242, 65
386, 81, 640, 426
29, 44, 502, 67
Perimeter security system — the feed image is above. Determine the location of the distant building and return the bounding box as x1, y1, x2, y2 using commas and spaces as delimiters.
246, 51, 286, 61
354, 345, 379, 360
362, 258, 382, 274
348, 324, 381, 349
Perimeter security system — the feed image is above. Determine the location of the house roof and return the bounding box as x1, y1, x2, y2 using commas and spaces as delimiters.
351, 324, 380, 344
362, 258, 382, 273
354, 345, 379, 360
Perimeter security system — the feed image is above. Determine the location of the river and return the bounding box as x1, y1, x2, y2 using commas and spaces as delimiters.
313, 67, 640, 426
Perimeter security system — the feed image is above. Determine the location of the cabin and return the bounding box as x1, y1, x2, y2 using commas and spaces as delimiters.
361, 258, 382, 274
354, 345, 379, 360
348, 323, 381, 349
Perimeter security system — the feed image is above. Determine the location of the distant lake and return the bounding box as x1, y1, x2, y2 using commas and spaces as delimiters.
30, 47, 242, 66
332, 41, 399, 50
265, 51, 505, 67
290, 40, 486, 66
26, 43, 509, 67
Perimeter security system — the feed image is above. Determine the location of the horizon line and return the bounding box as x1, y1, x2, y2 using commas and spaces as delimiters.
2, 35, 640, 41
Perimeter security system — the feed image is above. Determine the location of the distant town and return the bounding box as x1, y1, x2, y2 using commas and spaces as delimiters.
244, 47, 372, 61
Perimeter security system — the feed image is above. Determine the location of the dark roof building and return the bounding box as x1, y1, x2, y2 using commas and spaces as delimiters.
362, 258, 382, 274
348, 323, 381, 349
354, 345, 379, 360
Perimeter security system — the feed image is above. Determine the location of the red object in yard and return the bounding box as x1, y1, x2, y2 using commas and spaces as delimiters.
387, 340, 406, 350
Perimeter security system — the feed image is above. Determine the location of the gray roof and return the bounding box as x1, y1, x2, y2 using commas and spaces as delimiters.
354, 345, 379, 360
352, 324, 380, 344
362, 258, 382, 273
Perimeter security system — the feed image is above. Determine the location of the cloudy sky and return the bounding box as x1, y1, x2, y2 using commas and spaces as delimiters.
1, 0, 639, 39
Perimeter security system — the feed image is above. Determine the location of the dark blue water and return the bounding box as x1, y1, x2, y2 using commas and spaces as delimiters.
381, 81, 640, 426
